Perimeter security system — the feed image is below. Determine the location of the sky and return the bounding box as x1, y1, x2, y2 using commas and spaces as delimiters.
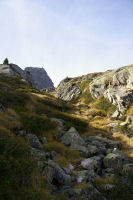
0, 0, 133, 86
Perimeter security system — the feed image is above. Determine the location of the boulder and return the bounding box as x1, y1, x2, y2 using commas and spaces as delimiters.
81, 156, 103, 171
25, 134, 42, 149
44, 160, 71, 186
103, 152, 128, 169
60, 127, 85, 147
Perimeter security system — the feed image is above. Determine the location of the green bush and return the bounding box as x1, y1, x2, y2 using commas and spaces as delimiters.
3, 58, 9, 65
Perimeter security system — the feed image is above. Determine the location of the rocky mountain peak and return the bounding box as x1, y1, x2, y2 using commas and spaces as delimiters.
25, 67, 54, 90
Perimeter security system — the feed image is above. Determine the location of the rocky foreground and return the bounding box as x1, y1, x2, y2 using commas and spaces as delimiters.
25, 125, 133, 200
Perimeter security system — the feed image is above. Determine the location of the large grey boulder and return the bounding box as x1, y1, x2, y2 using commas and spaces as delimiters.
25, 67, 54, 90
44, 160, 71, 186
60, 127, 85, 147
81, 156, 103, 170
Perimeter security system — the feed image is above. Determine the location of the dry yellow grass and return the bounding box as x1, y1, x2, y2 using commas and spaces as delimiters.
113, 132, 133, 159
95, 176, 115, 184
90, 117, 112, 133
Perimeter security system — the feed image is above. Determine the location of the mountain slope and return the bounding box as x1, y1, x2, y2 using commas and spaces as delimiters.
0, 64, 133, 199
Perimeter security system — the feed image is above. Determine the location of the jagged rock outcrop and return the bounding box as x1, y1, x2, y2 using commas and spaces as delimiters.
90, 65, 133, 113
0, 63, 33, 85
55, 77, 80, 101
55, 65, 133, 114
55, 73, 102, 101
89, 70, 114, 99
25, 67, 54, 90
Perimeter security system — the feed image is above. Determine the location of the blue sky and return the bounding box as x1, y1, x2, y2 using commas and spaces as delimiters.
0, 0, 133, 86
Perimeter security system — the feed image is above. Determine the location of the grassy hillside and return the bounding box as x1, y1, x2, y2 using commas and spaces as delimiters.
0, 75, 133, 200
0, 76, 89, 200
